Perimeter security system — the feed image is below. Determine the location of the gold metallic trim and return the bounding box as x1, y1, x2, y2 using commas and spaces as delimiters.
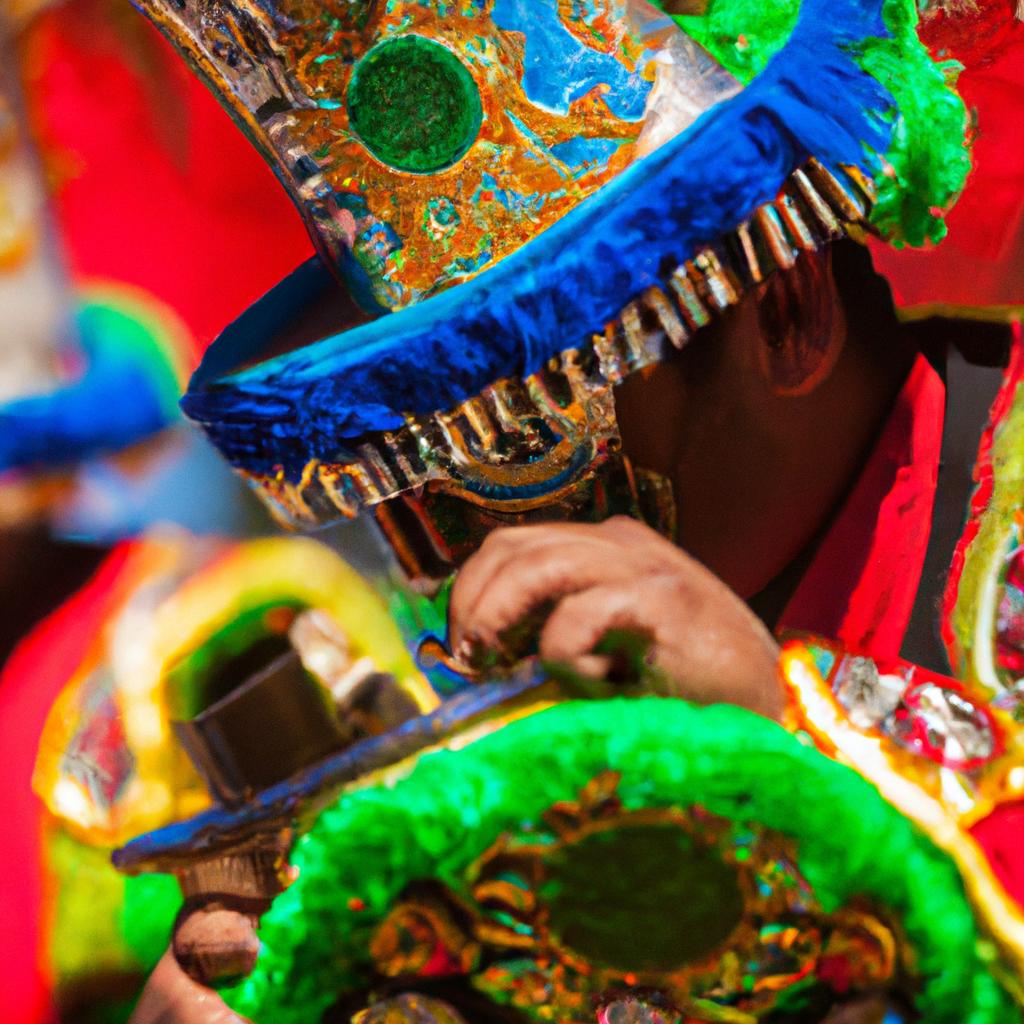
241, 161, 874, 531
781, 643, 1024, 976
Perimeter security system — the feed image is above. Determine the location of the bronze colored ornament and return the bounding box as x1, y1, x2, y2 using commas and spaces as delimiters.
365, 771, 899, 1022
371, 886, 482, 979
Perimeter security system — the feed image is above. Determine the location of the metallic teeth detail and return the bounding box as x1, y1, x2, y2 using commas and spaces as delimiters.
592, 320, 631, 384
460, 396, 499, 450
640, 286, 689, 350
482, 380, 527, 433
431, 412, 470, 469
619, 301, 648, 361
317, 466, 363, 519
620, 299, 671, 369
842, 163, 878, 206
774, 191, 818, 252
403, 415, 437, 474
805, 157, 867, 222
343, 458, 385, 504
498, 375, 544, 420
386, 427, 429, 481
754, 205, 798, 273
357, 442, 401, 495
588, 161, 873, 390
559, 346, 603, 406
317, 460, 380, 514
734, 221, 764, 284
789, 167, 843, 239
668, 265, 711, 332
691, 249, 740, 311
536, 355, 578, 412
526, 365, 571, 419
250, 160, 875, 529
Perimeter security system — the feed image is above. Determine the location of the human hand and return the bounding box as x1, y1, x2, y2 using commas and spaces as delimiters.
448, 516, 783, 720
129, 951, 248, 1024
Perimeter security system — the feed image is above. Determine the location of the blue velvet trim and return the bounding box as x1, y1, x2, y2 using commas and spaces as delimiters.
0, 302, 178, 473
183, 0, 892, 482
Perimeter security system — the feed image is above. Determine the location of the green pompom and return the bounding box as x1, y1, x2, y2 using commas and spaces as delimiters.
221, 698, 1013, 1024
655, 0, 970, 246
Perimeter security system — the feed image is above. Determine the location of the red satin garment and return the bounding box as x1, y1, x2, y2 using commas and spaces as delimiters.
780, 352, 946, 658
21, 0, 313, 357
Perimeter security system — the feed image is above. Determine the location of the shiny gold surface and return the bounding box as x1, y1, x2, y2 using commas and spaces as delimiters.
134, 0, 740, 310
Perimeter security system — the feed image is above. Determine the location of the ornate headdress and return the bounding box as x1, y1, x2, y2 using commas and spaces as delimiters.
138, 0, 970, 581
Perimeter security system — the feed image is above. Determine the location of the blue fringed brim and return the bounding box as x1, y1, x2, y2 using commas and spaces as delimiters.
182, 0, 892, 482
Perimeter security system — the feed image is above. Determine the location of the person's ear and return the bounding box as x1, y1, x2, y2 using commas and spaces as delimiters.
754, 248, 847, 396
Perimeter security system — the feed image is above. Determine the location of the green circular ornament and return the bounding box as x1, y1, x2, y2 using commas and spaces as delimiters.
541, 823, 746, 972
347, 35, 483, 174
214, 698, 1017, 1024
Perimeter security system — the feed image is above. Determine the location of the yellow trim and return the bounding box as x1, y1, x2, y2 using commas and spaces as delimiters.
781, 644, 1024, 975
35, 535, 435, 846
897, 303, 1024, 325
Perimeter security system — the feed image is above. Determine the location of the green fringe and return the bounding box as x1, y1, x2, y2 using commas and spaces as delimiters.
660, 0, 970, 246
220, 698, 1014, 1024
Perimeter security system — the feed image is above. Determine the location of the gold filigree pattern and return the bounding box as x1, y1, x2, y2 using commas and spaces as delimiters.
134, 0, 740, 310
367, 771, 899, 1022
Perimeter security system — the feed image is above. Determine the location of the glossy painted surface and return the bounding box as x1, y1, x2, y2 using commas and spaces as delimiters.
138, 0, 738, 312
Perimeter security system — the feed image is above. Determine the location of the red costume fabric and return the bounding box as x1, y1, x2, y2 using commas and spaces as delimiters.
22, 0, 313, 358
0, 544, 135, 1024
780, 352, 946, 657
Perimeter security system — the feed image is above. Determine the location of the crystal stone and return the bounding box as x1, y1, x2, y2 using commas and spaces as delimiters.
833, 656, 905, 730
597, 997, 680, 1024
891, 683, 995, 767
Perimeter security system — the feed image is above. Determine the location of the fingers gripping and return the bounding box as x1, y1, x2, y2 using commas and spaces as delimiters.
449, 526, 645, 654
